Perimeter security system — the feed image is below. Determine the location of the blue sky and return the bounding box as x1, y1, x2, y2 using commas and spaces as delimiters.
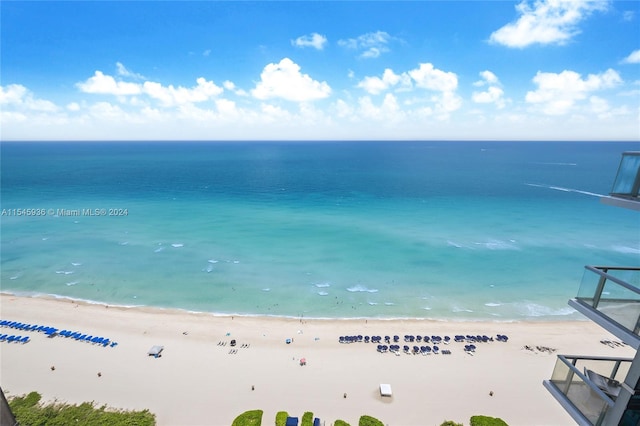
1, 1, 639, 141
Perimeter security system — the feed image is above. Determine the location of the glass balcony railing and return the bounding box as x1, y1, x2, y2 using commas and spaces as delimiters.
611, 152, 640, 200
575, 266, 640, 339
547, 355, 632, 425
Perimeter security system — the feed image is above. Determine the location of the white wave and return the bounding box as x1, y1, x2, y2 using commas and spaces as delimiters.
55, 270, 74, 275
262, 288, 271, 292
317, 291, 329, 296
315, 282, 331, 288
485, 302, 502, 307
368, 302, 378, 306
203, 265, 214, 273
384, 302, 394, 306
208, 259, 219, 264
612, 245, 640, 255
518, 303, 575, 317
474, 239, 519, 250
233, 260, 240, 264
447, 240, 464, 248
42, 237, 49, 241
119, 241, 129, 246
71, 262, 82, 266
346, 285, 379, 293
171, 243, 184, 248
66, 281, 79, 286
526, 183, 604, 198
422, 307, 432, 310
154, 247, 164, 253
9, 275, 20, 280
452, 306, 474, 313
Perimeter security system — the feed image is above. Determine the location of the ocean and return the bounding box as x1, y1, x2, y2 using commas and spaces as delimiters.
1, 141, 638, 321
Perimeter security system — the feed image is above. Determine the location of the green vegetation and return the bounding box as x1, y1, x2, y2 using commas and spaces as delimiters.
440, 422, 463, 426
359, 415, 384, 426
231, 409, 263, 426
334, 421, 351, 426
9, 391, 155, 426
275, 411, 289, 426
470, 415, 509, 426
301, 411, 314, 426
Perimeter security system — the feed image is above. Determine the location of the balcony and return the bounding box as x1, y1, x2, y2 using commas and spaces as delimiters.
543, 355, 633, 426
601, 151, 640, 211
569, 266, 640, 349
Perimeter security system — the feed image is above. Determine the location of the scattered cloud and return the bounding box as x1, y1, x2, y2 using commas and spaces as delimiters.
142, 78, 223, 107
203, 49, 212, 57
116, 62, 145, 80
77, 70, 224, 107
251, 58, 331, 102
338, 31, 395, 58
472, 71, 506, 108
356, 63, 462, 119
622, 10, 635, 21
77, 71, 142, 96
357, 69, 410, 95
292, 33, 327, 50
622, 49, 640, 64
525, 68, 622, 115
0, 84, 59, 112
490, 0, 610, 48
408, 63, 458, 92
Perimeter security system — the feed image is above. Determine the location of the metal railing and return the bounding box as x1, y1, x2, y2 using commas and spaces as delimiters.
610, 152, 640, 200
575, 266, 640, 338
547, 355, 632, 425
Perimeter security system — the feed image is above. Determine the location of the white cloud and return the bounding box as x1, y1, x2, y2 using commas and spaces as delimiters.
223, 80, 248, 96
0, 84, 58, 112
292, 33, 327, 50
78, 70, 224, 107
408, 63, 458, 92
77, 71, 142, 95
622, 49, 640, 64
525, 68, 622, 115
116, 62, 145, 80
357, 69, 410, 95
490, 0, 610, 48
475, 70, 499, 86
143, 77, 223, 107
338, 31, 394, 58
251, 58, 331, 102
472, 71, 506, 108
203, 49, 211, 57
473, 86, 506, 106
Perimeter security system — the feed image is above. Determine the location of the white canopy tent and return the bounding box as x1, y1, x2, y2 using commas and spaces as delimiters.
379, 383, 392, 397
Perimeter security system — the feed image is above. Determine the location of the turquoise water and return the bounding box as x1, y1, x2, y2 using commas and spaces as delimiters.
1, 141, 638, 320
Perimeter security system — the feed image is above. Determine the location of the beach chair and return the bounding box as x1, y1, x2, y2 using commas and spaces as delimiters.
20, 336, 29, 344
433, 345, 440, 354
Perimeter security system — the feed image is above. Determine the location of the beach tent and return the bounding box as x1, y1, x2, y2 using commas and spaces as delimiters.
379, 383, 392, 397
148, 345, 164, 358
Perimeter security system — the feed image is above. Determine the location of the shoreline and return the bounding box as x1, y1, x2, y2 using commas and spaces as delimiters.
0, 291, 583, 323
1, 293, 632, 426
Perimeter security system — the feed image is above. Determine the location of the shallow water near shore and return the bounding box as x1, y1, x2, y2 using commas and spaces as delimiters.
1, 141, 638, 320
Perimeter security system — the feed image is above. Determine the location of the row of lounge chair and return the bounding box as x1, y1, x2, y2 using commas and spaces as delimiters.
339, 333, 508, 345
0, 334, 30, 344
1, 319, 118, 348
1, 320, 59, 336
57, 330, 118, 347
376, 344, 453, 355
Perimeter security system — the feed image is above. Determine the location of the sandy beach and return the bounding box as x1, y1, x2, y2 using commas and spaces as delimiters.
0, 293, 633, 426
